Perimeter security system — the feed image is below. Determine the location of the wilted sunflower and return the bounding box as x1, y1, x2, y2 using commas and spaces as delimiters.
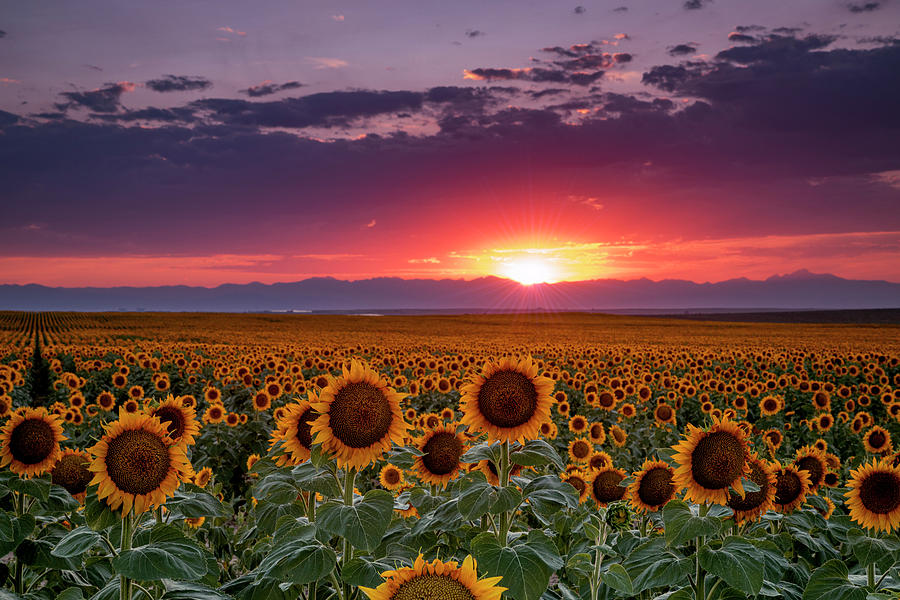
379, 463, 406, 490
846, 459, 900, 532
628, 459, 676, 513
459, 356, 554, 444
51, 448, 92, 502
726, 453, 776, 523
413, 422, 466, 487
146, 395, 199, 448
568, 437, 593, 463
771, 461, 811, 513
671, 416, 751, 505
562, 469, 590, 503
270, 399, 317, 466
587, 465, 627, 507
0, 407, 66, 477
360, 554, 505, 600
88, 411, 192, 514
793, 446, 827, 492
310, 360, 409, 469
864, 426, 893, 455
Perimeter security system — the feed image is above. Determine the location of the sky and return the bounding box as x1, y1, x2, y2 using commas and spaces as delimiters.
1, 0, 899, 287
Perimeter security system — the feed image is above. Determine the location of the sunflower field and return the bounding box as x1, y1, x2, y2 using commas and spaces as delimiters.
1, 311, 900, 600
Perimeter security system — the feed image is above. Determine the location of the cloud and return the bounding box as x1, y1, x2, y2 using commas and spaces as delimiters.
0, 77, 20, 84
332, 14, 345, 21
307, 57, 348, 69
613, 6, 628, 12
463, 67, 605, 86
57, 81, 136, 113
668, 43, 698, 56
847, 1, 882, 12
241, 80, 304, 97
409, 257, 441, 263
727, 32, 757, 43
684, 0, 712, 9
365, 220, 376, 228
217, 26, 246, 36
0, 110, 18, 126
465, 29, 485, 38
145, 75, 212, 93
0, 30, 7, 39
574, 6, 586, 14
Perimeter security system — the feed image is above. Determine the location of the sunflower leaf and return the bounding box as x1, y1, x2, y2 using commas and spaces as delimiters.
52, 526, 103, 558
662, 501, 723, 547
510, 439, 566, 470
112, 541, 208, 582
801, 559, 866, 600
698, 537, 765, 596
460, 442, 503, 465
470, 531, 557, 600
8, 475, 51, 502
316, 489, 394, 552
252, 538, 336, 585
846, 529, 900, 571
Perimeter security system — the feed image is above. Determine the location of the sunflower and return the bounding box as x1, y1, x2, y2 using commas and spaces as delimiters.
609, 425, 627, 448
568, 437, 593, 464
758, 396, 782, 417
88, 411, 192, 515
360, 554, 505, 600
793, 446, 827, 492
97, 391, 116, 411
440, 407, 455, 421
203, 404, 225, 424
588, 422, 606, 444
193, 466, 213, 487
654, 404, 676, 426
146, 395, 199, 448
762, 429, 783, 452
588, 451, 613, 472
539, 421, 558, 439
204, 387, 221, 404
726, 453, 776, 523
620, 403, 636, 418
413, 422, 466, 487
246, 454, 261, 471
816, 413, 835, 432
771, 461, 811, 513
252, 391, 272, 412
628, 459, 676, 513
459, 356, 554, 444
379, 463, 406, 490
225, 412, 240, 427
270, 399, 317, 466
562, 469, 590, 503
568, 415, 589, 434
51, 448, 92, 502
671, 416, 751, 505
845, 459, 900, 532
864, 426, 893, 455
587, 465, 627, 507
0, 407, 66, 477
818, 497, 836, 520
823, 471, 840, 488
310, 360, 409, 469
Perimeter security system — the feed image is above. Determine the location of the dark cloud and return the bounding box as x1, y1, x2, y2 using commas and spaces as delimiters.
847, 1, 882, 12
600, 93, 675, 114
241, 81, 304, 97
668, 44, 698, 56
94, 107, 198, 123
528, 88, 569, 99
735, 25, 766, 33
465, 29, 485, 38
574, 6, 586, 14
728, 32, 757, 43
57, 82, 135, 113
684, 0, 712, 9
463, 66, 604, 86
613, 6, 628, 12
0, 30, 7, 39
145, 75, 212, 93
772, 26, 803, 34
0, 110, 18, 126
715, 33, 835, 63
191, 90, 424, 128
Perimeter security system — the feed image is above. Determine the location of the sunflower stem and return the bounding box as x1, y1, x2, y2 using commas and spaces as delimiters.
498, 440, 511, 545
868, 561, 875, 589
13, 491, 24, 595
695, 504, 708, 600
120, 511, 134, 600
342, 468, 356, 600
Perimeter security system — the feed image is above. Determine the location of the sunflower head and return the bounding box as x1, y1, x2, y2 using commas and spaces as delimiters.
310, 360, 409, 469
147, 395, 200, 448
270, 399, 317, 466
772, 461, 811, 513
379, 463, 406, 490
628, 459, 676, 513
726, 453, 776, 523
671, 416, 751, 505
846, 458, 900, 532
568, 437, 593, 463
587, 465, 627, 507
360, 554, 505, 600
459, 356, 555, 444
864, 426, 893, 455
51, 448, 92, 502
413, 422, 467, 487
793, 446, 828, 492
562, 469, 590, 503
1, 407, 66, 477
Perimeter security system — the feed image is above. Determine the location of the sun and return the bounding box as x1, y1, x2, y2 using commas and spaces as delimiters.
502, 258, 558, 285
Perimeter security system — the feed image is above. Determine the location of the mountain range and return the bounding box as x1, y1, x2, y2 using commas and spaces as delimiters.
1, 270, 898, 312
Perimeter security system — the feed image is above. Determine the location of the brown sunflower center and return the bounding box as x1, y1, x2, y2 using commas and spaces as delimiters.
592, 470, 626, 504
476, 369, 538, 428
598, 392, 615, 407
795, 456, 824, 487
657, 405, 673, 420
728, 460, 769, 511
763, 400, 777, 412
296, 408, 314, 449
154, 406, 186, 440
775, 470, 802, 506
9, 419, 56, 465
329, 382, 393, 448
590, 424, 604, 438
690, 431, 746, 490
51, 453, 92, 496
858, 472, 900, 514
566, 475, 586, 494
422, 432, 463, 475
392, 574, 475, 600
383, 468, 401, 485
869, 430, 887, 449
572, 440, 591, 460
105, 429, 171, 495
638, 467, 675, 508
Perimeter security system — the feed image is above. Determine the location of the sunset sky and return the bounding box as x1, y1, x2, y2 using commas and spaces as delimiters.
1, 0, 899, 287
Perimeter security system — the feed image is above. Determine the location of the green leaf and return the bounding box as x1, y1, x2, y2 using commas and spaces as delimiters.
847, 529, 900, 571
166, 485, 230, 519
522, 476, 579, 514
84, 489, 121, 531
458, 477, 497, 520
52, 526, 103, 558
623, 537, 692, 594
564, 553, 593, 581
342, 556, 397, 588
802, 559, 866, 600
43, 484, 81, 513
699, 537, 765, 596
662, 501, 723, 547
602, 563, 634, 595
57, 588, 85, 600
0, 592, 24, 600
510, 439, 566, 470
8, 475, 51, 501
161, 581, 232, 599
460, 442, 502, 465
291, 462, 342, 497
0, 514, 34, 555
470, 532, 557, 600
113, 541, 208, 581
316, 489, 394, 552
253, 539, 336, 585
